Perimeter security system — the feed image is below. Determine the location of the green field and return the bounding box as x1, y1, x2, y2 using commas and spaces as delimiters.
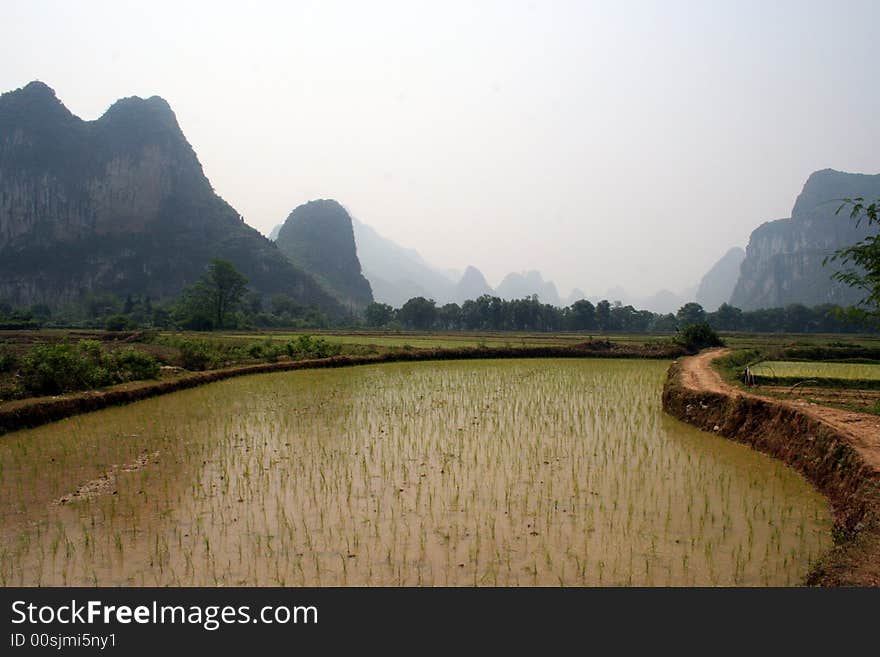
0, 359, 831, 585
749, 360, 880, 382
224, 331, 621, 349
213, 329, 880, 351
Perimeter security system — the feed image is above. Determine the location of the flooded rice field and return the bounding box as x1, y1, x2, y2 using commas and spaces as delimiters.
0, 359, 832, 586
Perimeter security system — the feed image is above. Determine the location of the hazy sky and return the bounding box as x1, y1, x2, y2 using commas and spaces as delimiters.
3, 0, 879, 298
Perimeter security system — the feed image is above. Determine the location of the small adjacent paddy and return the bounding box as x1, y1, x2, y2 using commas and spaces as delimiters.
749, 360, 880, 382
0, 359, 831, 586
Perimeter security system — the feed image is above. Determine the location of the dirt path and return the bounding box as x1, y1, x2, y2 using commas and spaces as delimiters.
681, 348, 880, 472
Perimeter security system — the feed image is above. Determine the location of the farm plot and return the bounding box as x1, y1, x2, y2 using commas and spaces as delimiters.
748, 361, 880, 386
0, 359, 831, 586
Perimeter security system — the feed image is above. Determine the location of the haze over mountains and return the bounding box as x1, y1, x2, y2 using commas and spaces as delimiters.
696, 248, 746, 312
1, 80, 876, 320
271, 219, 587, 307
272, 216, 700, 311
496, 272, 561, 307
350, 218, 456, 307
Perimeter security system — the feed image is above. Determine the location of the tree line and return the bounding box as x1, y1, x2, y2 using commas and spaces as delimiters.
0, 260, 336, 332
365, 296, 877, 333
1, 257, 877, 334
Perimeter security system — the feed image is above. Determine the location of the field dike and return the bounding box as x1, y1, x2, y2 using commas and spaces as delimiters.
0, 341, 683, 437
662, 356, 880, 586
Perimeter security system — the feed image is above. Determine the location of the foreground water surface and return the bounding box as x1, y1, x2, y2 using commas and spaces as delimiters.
0, 359, 832, 585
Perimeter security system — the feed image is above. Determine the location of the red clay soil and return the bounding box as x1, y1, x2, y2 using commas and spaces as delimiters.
665, 348, 880, 586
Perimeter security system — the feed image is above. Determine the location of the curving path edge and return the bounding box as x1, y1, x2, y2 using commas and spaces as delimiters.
663, 348, 880, 586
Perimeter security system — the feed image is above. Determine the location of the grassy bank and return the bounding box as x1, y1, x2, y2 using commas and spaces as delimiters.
0, 338, 686, 436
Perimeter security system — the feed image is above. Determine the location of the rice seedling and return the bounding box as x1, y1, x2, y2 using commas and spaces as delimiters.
749, 360, 880, 383
0, 359, 831, 585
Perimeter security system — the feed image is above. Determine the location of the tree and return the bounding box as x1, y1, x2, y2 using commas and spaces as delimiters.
709, 303, 742, 330
566, 299, 596, 331
204, 259, 248, 329
151, 306, 172, 329
676, 302, 706, 327
827, 197, 880, 321
364, 302, 395, 327
595, 300, 612, 331
270, 294, 302, 317
650, 313, 678, 332
675, 321, 724, 352
176, 259, 248, 330
397, 297, 437, 330
436, 303, 462, 330
783, 303, 813, 332
105, 314, 134, 331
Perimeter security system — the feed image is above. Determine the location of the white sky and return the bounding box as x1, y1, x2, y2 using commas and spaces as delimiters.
3, 0, 878, 297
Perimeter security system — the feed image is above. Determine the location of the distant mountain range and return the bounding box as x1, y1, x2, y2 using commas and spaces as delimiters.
455, 266, 494, 303
271, 221, 579, 307
270, 216, 699, 311
350, 218, 457, 307
4, 83, 874, 319
0, 81, 344, 316
696, 247, 745, 312
496, 271, 561, 306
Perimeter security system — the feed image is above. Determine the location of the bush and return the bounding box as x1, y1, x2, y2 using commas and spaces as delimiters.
675, 322, 725, 352
20, 342, 98, 394
285, 335, 341, 360
262, 340, 284, 362
178, 340, 218, 371
181, 313, 214, 331
105, 314, 135, 331
0, 347, 15, 373
114, 348, 160, 381
18, 340, 160, 395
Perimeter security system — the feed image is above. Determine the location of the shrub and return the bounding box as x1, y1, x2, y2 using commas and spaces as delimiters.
675, 322, 725, 353
178, 340, 217, 371
0, 347, 15, 373
260, 340, 283, 362
285, 335, 341, 360
105, 314, 135, 331
18, 340, 161, 395
20, 342, 95, 394
245, 340, 285, 362
113, 348, 160, 381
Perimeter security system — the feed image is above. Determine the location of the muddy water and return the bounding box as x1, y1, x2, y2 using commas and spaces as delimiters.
0, 359, 832, 586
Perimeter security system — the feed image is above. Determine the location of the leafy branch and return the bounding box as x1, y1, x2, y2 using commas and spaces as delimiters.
824, 197, 880, 321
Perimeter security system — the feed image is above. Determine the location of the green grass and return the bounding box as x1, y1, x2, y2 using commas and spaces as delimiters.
712, 348, 880, 415
219, 330, 880, 352
749, 361, 880, 382
222, 331, 598, 349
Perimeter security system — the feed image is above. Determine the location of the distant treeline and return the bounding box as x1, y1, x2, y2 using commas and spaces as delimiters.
0, 293, 876, 334
367, 296, 878, 334
0, 292, 335, 332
